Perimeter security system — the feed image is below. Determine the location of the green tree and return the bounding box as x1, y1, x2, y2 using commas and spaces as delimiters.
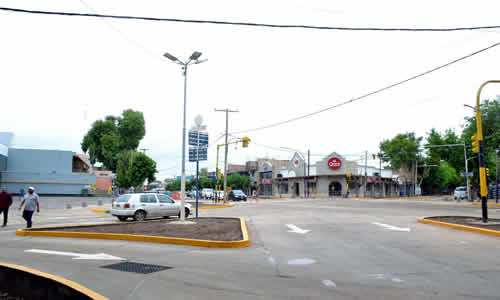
127, 152, 157, 188
165, 180, 181, 191
81, 110, 146, 171
115, 150, 133, 188
379, 132, 423, 170
435, 161, 461, 189
115, 151, 157, 189
462, 97, 500, 182
227, 173, 251, 190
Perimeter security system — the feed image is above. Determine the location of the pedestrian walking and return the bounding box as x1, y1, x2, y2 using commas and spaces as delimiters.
0, 187, 13, 227
252, 189, 258, 204
18, 187, 39, 228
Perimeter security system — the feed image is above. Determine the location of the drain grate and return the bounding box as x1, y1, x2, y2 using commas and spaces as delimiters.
101, 262, 172, 274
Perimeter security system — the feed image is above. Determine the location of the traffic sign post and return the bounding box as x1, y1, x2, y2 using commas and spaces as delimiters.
189, 115, 208, 218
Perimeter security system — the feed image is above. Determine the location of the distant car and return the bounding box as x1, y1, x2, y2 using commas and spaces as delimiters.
454, 186, 467, 200
111, 193, 192, 221
201, 188, 214, 199
229, 190, 247, 201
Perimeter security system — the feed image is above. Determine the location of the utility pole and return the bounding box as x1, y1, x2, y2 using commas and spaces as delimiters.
308, 149, 310, 198
215, 108, 239, 203
415, 159, 418, 196
364, 151, 368, 197
379, 154, 382, 197
496, 149, 499, 203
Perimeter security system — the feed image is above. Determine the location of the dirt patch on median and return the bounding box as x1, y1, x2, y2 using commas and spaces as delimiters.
426, 216, 500, 231
30, 218, 243, 241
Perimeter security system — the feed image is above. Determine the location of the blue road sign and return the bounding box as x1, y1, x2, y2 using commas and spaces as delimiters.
189, 131, 209, 146
189, 147, 207, 162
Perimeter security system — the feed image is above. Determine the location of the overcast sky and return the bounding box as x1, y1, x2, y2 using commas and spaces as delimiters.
1, 0, 500, 179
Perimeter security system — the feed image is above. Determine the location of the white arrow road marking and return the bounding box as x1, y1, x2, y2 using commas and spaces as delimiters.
287, 258, 316, 265
25, 249, 124, 260
372, 222, 411, 232
286, 224, 311, 234
322, 280, 337, 288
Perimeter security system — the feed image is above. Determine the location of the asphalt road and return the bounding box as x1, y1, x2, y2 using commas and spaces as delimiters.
1, 197, 499, 299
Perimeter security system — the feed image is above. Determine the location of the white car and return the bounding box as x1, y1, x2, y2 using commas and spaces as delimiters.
111, 193, 192, 221
454, 186, 467, 200
201, 188, 214, 199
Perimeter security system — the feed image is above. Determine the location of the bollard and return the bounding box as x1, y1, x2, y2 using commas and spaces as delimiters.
81, 202, 87, 208
65, 203, 72, 209
97, 200, 103, 206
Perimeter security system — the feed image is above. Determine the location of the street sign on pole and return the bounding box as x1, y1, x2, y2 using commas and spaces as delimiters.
189, 132, 208, 146
460, 172, 473, 177
189, 147, 207, 162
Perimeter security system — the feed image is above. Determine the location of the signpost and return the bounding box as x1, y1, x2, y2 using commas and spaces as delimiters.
189, 115, 208, 218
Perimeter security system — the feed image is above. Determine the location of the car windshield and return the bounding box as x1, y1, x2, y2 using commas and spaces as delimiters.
233, 190, 244, 195
456, 187, 466, 191
115, 195, 132, 202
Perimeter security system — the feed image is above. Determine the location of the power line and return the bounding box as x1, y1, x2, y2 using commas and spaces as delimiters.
3, 6, 500, 32
231, 40, 500, 134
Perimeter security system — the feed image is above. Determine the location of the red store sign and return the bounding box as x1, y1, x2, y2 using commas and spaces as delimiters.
327, 157, 342, 170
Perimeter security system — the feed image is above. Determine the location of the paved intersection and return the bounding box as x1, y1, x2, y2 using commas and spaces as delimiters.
1, 197, 499, 299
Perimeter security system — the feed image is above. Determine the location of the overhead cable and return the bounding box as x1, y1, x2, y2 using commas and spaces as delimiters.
231, 40, 500, 134
3, 6, 500, 32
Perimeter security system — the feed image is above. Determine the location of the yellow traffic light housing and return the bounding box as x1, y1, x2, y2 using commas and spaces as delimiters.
486, 168, 490, 176
217, 168, 222, 180
471, 134, 479, 153
242, 136, 250, 148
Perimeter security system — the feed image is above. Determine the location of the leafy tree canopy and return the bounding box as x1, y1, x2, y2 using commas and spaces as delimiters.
81, 109, 145, 171
379, 132, 422, 170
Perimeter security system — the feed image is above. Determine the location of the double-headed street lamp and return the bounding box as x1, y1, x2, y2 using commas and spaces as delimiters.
164, 51, 207, 221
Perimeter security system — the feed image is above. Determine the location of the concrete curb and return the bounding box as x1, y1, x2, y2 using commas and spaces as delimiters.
0, 262, 109, 300
91, 209, 110, 214
196, 204, 233, 210
16, 217, 250, 248
356, 195, 450, 200
418, 217, 500, 237
471, 203, 500, 207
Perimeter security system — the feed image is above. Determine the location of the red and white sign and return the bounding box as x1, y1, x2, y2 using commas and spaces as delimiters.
327, 157, 342, 170
263, 179, 273, 184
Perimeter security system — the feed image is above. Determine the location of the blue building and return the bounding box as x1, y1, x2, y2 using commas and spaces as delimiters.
0, 133, 96, 195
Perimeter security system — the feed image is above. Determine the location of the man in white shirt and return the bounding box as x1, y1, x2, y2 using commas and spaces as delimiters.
18, 186, 40, 228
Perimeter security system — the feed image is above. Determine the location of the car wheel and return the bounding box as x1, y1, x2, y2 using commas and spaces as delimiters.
134, 210, 146, 221
117, 216, 127, 222
185, 208, 190, 218
162, 216, 170, 219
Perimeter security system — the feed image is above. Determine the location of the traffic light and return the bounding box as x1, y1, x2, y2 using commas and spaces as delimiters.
217, 168, 222, 180
471, 134, 479, 153
242, 136, 250, 148
486, 168, 490, 176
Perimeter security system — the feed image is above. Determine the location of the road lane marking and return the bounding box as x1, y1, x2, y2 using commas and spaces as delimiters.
392, 278, 404, 283
372, 222, 410, 232
286, 224, 311, 234
25, 249, 124, 260
287, 258, 316, 265
322, 280, 336, 288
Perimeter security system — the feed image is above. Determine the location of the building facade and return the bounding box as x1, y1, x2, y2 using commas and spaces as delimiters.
0, 133, 96, 195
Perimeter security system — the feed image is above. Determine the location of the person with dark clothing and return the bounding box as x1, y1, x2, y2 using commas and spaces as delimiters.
19, 187, 40, 228
0, 187, 13, 227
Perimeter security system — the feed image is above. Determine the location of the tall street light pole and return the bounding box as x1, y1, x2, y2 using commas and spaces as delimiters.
496, 149, 499, 204
164, 51, 207, 221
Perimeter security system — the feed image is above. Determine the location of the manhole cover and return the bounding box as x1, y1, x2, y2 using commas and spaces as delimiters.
101, 262, 172, 274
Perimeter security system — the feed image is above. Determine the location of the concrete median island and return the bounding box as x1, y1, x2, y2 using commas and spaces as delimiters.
16, 217, 250, 248
419, 216, 500, 237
